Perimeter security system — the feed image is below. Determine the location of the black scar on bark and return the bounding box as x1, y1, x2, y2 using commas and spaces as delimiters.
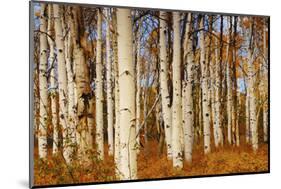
206, 113, 209, 117
60, 114, 64, 119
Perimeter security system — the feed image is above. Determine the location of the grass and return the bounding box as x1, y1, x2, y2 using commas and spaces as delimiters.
33, 139, 268, 186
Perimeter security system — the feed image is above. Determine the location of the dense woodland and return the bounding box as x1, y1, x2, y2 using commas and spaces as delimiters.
32, 2, 269, 186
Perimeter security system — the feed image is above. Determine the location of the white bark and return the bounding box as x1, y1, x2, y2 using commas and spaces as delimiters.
248, 51, 258, 151
226, 19, 233, 145
262, 20, 268, 142
159, 11, 172, 159
106, 9, 114, 156
38, 4, 48, 159
53, 4, 75, 163
183, 13, 194, 163
245, 83, 250, 143
136, 19, 142, 153
96, 9, 104, 160
116, 8, 137, 179
171, 12, 183, 169
64, 25, 77, 149
112, 10, 121, 172
199, 17, 211, 154
214, 37, 223, 147
247, 21, 258, 151
47, 5, 59, 155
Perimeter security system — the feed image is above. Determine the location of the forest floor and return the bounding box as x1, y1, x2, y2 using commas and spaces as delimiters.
33, 141, 268, 186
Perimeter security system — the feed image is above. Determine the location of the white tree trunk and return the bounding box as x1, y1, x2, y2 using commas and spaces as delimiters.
136, 19, 142, 153
248, 51, 258, 151
96, 9, 104, 160
47, 5, 59, 155
116, 8, 137, 179
182, 13, 194, 163
112, 10, 121, 172
53, 4, 75, 163
262, 20, 268, 142
226, 20, 233, 145
171, 12, 183, 169
245, 83, 250, 143
159, 11, 172, 159
38, 4, 48, 159
106, 9, 114, 156
214, 37, 223, 147
199, 17, 211, 154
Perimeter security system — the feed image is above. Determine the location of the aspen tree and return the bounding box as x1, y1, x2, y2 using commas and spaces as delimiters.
172, 12, 183, 169
226, 17, 233, 145
136, 18, 142, 153
112, 9, 121, 172
38, 3, 48, 159
214, 36, 223, 147
96, 8, 104, 160
70, 7, 91, 158
53, 4, 75, 163
183, 13, 194, 163
116, 8, 137, 179
63, 10, 78, 152
247, 19, 258, 151
232, 17, 240, 146
199, 16, 211, 154
47, 5, 59, 155
262, 18, 268, 142
159, 11, 172, 159
106, 8, 114, 155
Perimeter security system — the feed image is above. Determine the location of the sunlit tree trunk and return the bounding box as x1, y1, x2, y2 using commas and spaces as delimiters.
159, 11, 172, 159
247, 20, 258, 151
112, 9, 121, 172
63, 10, 79, 153
232, 17, 239, 146
53, 4, 74, 163
214, 36, 223, 147
106, 9, 114, 156
171, 12, 183, 169
96, 8, 104, 160
70, 7, 91, 159
136, 18, 142, 153
47, 5, 59, 155
182, 13, 194, 163
199, 16, 211, 154
38, 4, 48, 159
245, 80, 250, 144
262, 19, 268, 142
225, 17, 233, 145
116, 8, 137, 179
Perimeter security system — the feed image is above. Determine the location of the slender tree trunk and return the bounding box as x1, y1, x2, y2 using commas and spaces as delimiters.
112, 9, 121, 172
248, 20, 258, 151
38, 4, 48, 159
159, 11, 172, 159
182, 13, 194, 163
171, 12, 183, 169
106, 9, 114, 156
64, 12, 78, 151
199, 16, 211, 154
214, 36, 223, 147
136, 19, 142, 153
96, 9, 104, 160
53, 4, 75, 163
232, 17, 239, 146
245, 79, 250, 144
116, 8, 137, 179
262, 19, 268, 143
47, 5, 59, 155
